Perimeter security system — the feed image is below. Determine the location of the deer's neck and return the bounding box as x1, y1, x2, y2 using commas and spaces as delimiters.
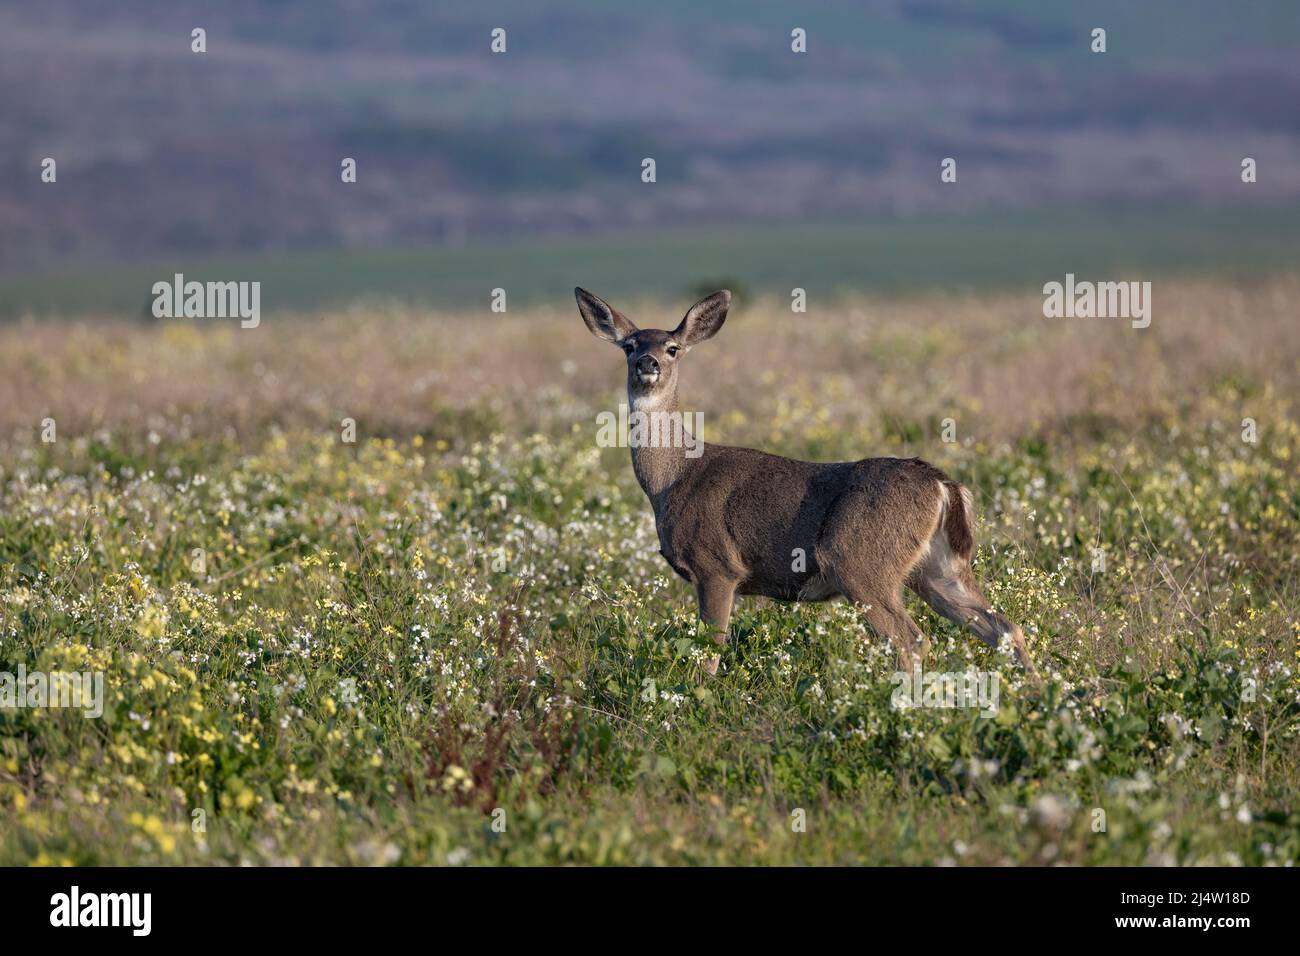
627, 385, 697, 503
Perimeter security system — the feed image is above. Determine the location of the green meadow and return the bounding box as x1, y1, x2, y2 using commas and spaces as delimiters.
4, 208, 1300, 320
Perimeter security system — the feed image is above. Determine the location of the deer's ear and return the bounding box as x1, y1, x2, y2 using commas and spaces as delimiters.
674, 290, 730, 348
575, 288, 637, 344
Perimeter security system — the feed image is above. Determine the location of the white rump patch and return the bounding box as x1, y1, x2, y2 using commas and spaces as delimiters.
918, 480, 967, 582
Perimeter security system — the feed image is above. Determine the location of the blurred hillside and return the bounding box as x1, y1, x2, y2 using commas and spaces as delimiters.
3, 0, 1299, 277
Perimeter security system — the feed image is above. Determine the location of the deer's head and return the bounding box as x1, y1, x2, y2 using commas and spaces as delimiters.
575, 288, 730, 403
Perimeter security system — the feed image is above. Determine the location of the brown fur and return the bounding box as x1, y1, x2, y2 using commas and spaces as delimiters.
576, 287, 1035, 675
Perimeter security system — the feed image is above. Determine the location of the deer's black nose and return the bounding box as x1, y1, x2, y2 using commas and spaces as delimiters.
636, 355, 659, 375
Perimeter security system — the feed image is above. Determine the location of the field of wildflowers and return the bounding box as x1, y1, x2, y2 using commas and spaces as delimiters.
0, 277, 1296, 865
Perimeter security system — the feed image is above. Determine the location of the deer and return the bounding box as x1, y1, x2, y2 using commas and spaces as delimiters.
575, 287, 1036, 676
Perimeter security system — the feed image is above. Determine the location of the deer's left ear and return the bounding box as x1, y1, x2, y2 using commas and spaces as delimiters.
673, 290, 730, 348
576, 287, 638, 344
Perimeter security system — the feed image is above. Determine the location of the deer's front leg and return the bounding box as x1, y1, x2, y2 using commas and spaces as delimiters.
695, 578, 736, 676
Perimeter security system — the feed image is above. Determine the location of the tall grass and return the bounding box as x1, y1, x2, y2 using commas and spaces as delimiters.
0, 277, 1296, 864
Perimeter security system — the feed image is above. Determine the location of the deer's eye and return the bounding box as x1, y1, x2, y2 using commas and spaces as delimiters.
666, 345, 680, 357
621, 342, 634, 355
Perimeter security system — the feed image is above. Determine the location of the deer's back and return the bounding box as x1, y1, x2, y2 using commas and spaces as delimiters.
653, 444, 950, 599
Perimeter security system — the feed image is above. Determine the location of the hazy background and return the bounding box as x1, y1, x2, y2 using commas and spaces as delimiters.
2, 0, 1299, 315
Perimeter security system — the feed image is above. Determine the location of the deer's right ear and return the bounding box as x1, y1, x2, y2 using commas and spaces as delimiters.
576, 288, 637, 344
673, 290, 730, 348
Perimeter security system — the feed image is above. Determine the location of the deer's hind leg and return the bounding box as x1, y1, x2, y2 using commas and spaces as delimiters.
849, 591, 927, 672
822, 532, 930, 670
814, 483, 936, 671
908, 533, 1036, 673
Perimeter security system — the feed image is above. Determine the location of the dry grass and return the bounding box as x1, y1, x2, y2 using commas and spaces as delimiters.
3, 275, 1296, 450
